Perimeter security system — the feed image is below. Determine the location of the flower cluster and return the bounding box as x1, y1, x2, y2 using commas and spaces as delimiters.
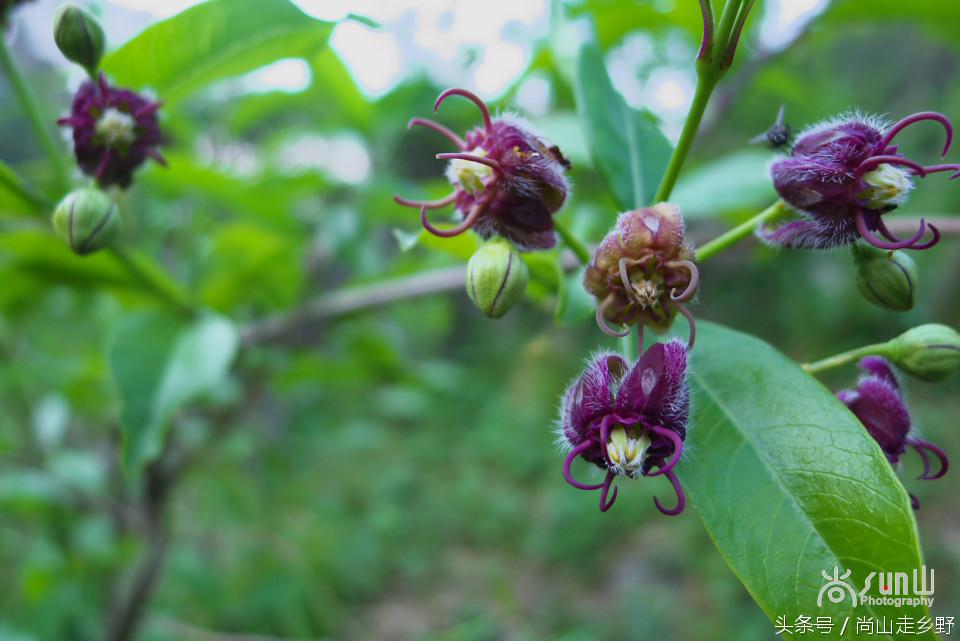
583, 204, 700, 346
58, 73, 165, 189
395, 88, 570, 251
766, 111, 960, 251
556, 341, 690, 515
837, 357, 948, 509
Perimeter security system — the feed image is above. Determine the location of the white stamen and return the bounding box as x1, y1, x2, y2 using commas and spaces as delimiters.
445, 146, 494, 196
96, 108, 137, 147
606, 425, 651, 479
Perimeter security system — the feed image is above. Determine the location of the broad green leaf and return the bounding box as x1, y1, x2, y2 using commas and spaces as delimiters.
101, 0, 332, 105
672, 150, 777, 218
685, 322, 932, 638
0, 161, 49, 218
554, 265, 595, 326
200, 223, 305, 312
110, 312, 238, 470
575, 44, 673, 210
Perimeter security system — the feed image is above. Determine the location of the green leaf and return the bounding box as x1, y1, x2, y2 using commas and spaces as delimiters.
0, 161, 49, 217
672, 150, 777, 218
684, 322, 932, 637
554, 265, 595, 326
574, 43, 673, 210
110, 312, 238, 470
101, 0, 333, 105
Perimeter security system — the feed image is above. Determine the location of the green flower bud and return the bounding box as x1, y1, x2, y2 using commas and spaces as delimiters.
852, 242, 918, 311
53, 3, 105, 76
888, 324, 960, 382
52, 188, 120, 255
465, 239, 528, 319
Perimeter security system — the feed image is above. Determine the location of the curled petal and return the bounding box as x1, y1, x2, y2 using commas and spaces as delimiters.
910, 438, 949, 480
434, 88, 494, 134
876, 217, 940, 250
645, 425, 684, 478
595, 295, 630, 338
599, 470, 619, 512
563, 440, 605, 491
665, 260, 700, 302
879, 111, 954, 158
697, 0, 714, 61
919, 163, 960, 176
436, 152, 501, 172
672, 302, 696, 350
420, 201, 484, 238
855, 155, 927, 180
598, 415, 614, 467
394, 193, 457, 210
856, 209, 936, 251
653, 468, 686, 516
910, 492, 921, 510
408, 117, 466, 149
95, 149, 113, 180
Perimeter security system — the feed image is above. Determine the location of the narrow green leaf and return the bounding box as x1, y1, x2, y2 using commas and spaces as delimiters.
574, 43, 673, 210
101, 0, 332, 105
111, 312, 238, 470
0, 161, 50, 217
685, 322, 932, 638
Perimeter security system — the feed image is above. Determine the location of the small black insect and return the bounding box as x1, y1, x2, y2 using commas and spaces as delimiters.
750, 105, 791, 149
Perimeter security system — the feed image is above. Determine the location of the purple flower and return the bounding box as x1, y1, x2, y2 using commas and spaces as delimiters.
583, 204, 699, 346
838, 356, 949, 509
58, 73, 165, 189
395, 88, 570, 251
557, 340, 690, 515
765, 111, 960, 251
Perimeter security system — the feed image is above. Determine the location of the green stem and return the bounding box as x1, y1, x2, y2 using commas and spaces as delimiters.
109, 246, 195, 317
802, 342, 892, 376
696, 200, 789, 262
0, 37, 70, 192
555, 219, 591, 265
652, 73, 719, 203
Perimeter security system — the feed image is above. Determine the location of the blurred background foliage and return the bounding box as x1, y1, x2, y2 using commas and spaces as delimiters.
1, 0, 959, 640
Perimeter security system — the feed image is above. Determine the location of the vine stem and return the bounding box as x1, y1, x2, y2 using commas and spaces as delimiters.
0, 36, 70, 191
109, 246, 195, 317
653, 73, 719, 203
802, 342, 891, 376
555, 219, 591, 265
696, 199, 789, 262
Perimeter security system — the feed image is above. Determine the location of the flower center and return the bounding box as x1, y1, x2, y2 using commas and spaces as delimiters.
446, 146, 493, 196
859, 164, 914, 210
629, 279, 661, 309
606, 425, 651, 479
96, 108, 137, 147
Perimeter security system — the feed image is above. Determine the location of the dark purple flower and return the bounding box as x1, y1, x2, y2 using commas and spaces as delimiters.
556, 340, 690, 515
583, 204, 699, 347
394, 88, 570, 251
838, 356, 948, 509
765, 111, 960, 251
58, 73, 165, 189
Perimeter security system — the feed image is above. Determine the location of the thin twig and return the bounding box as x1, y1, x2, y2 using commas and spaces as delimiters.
240, 265, 468, 346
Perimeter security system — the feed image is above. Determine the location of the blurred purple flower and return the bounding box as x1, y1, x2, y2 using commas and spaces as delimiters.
838, 356, 948, 509
557, 340, 690, 515
58, 73, 165, 189
395, 88, 570, 251
766, 111, 960, 251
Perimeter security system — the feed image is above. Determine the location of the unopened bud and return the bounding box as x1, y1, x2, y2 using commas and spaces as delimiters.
53, 3, 105, 76
852, 242, 918, 311
52, 188, 119, 255
888, 324, 960, 382
465, 239, 528, 319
